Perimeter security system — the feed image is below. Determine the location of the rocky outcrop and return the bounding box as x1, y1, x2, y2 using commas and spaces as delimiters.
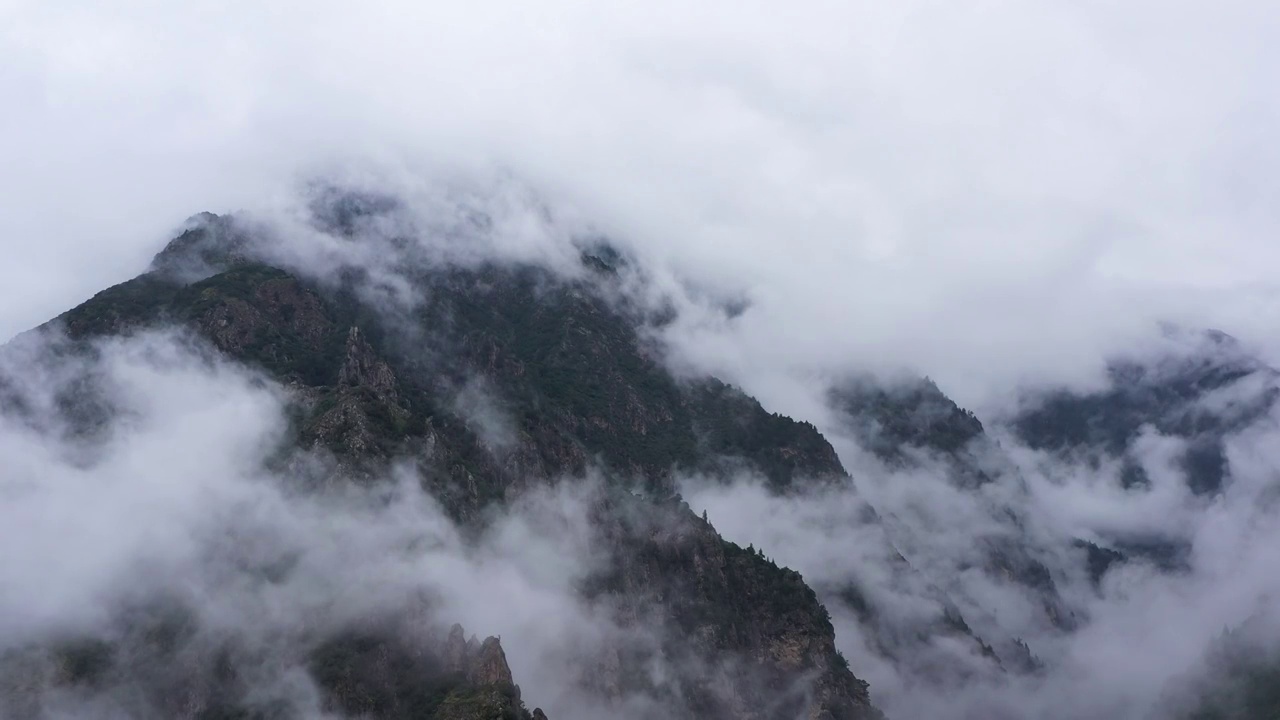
305, 325, 412, 458
149, 212, 254, 283
310, 624, 538, 720
338, 326, 399, 401
439, 624, 515, 688
468, 637, 515, 687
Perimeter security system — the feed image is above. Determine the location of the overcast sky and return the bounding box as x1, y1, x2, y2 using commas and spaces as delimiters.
3, 0, 1279, 408
5, 6, 1280, 716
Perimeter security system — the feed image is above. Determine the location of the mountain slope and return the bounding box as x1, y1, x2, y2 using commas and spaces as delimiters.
819, 375, 1067, 680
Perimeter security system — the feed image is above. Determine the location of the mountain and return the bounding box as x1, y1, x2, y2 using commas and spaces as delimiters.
1013, 328, 1279, 497
829, 376, 986, 477
827, 375, 1064, 674
1010, 328, 1280, 579
7, 190, 1280, 719
0, 202, 883, 720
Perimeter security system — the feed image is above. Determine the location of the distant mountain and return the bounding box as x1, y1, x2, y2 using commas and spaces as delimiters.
1013, 328, 1279, 497
830, 376, 986, 475
1009, 329, 1280, 581
828, 333, 1280, 652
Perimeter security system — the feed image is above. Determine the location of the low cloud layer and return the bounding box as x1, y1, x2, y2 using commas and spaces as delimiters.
0, 327, 693, 719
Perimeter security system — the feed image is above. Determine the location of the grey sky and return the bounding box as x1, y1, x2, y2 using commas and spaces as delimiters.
4, 7, 1280, 713
3, 0, 1279, 408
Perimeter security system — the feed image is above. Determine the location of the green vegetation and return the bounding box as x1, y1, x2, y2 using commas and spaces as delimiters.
176, 267, 349, 386
56, 273, 181, 338
434, 684, 529, 720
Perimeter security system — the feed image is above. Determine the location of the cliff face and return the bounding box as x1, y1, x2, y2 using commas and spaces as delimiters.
4, 208, 884, 719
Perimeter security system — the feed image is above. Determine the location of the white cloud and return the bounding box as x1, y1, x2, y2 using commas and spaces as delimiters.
3, 0, 1280, 410
0, 328, 682, 718
681, 382, 1280, 718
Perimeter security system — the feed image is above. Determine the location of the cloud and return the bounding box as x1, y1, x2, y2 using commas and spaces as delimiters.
5, 323, 872, 720
0, 327, 702, 718
682, 366, 1280, 718
3, 1, 1280, 411
5, 3, 1280, 717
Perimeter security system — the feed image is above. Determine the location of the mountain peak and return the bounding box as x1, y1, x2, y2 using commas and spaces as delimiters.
149, 211, 254, 283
